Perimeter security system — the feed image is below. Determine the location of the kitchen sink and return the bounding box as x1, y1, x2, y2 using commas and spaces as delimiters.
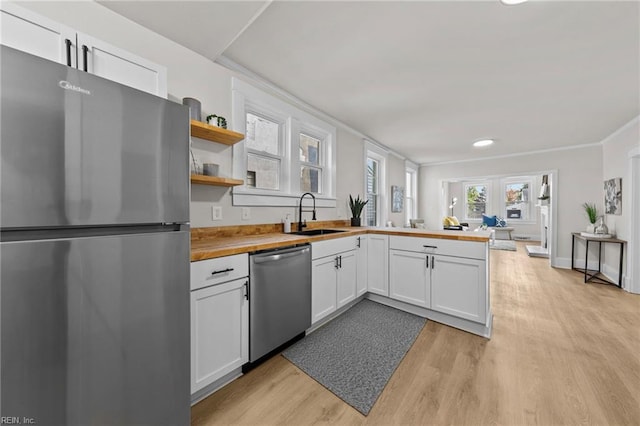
292, 229, 347, 236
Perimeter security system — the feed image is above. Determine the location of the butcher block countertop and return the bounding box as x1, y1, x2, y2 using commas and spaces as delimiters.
191, 222, 491, 262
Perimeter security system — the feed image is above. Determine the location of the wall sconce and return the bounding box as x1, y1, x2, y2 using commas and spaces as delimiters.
449, 197, 457, 216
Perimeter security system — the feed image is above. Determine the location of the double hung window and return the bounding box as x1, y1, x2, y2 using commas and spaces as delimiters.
464, 183, 489, 220
503, 177, 534, 221
232, 78, 336, 206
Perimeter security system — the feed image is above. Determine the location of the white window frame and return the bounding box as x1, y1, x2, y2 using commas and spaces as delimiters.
501, 176, 536, 224
232, 78, 336, 207
364, 141, 388, 227
463, 181, 490, 222
405, 161, 418, 226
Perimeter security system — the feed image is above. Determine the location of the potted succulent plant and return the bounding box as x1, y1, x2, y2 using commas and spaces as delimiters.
349, 195, 368, 227
582, 202, 598, 233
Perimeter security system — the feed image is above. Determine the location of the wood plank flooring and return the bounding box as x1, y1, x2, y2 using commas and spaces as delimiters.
191, 241, 640, 425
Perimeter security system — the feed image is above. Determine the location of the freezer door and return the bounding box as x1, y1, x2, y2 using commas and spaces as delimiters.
0, 46, 189, 229
0, 231, 190, 426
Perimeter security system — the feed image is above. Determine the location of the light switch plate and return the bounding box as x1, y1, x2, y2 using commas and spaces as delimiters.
211, 206, 222, 221
241, 207, 251, 220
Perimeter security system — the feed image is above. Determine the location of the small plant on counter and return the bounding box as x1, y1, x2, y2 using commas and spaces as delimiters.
349, 195, 368, 227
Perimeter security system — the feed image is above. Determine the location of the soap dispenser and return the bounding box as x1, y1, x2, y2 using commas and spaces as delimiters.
283, 214, 291, 233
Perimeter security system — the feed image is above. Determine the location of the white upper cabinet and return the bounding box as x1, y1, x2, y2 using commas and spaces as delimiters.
77, 33, 167, 97
0, 3, 167, 97
0, 3, 74, 65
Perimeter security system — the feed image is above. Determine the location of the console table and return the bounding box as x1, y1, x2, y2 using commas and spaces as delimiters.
571, 232, 626, 288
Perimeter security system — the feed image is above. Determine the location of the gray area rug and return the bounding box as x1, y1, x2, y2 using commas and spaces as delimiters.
490, 240, 517, 251
282, 299, 426, 415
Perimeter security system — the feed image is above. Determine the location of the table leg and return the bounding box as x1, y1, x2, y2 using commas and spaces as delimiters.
571, 234, 575, 270
619, 242, 624, 288
584, 240, 589, 283
597, 241, 602, 274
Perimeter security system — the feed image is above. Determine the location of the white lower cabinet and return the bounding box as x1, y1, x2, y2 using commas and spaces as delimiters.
311, 237, 360, 324
311, 255, 338, 323
389, 249, 430, 308
336, 250, 357, 308
388, 236, 488, 325
430, 255, 486, 323
312, 249, 357, 324
367, 234, 389, 296
190, 254, 249, 395
190, 277, 248, 394
355, 235, 368, 297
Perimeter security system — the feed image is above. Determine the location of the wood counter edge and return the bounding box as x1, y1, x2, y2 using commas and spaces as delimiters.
190, 228, 490, 262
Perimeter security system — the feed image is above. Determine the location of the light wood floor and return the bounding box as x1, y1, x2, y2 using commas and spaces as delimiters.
192, 241, 640, 425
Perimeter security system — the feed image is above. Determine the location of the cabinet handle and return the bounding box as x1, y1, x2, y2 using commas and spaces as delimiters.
65, 39, 72, 67
244, 281, 249, 300
426, 256, 429, 269
339, 255, 342, 269
423, 245, 438, 249
211, 267, 234, 276
431, 256, 435, 269
82, 45, 89, 72
335, 256, 339, 269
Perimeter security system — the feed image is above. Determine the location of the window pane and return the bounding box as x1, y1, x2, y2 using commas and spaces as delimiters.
300, 166, 321, 193
406, 171, 412, 195
246, 112, 279, 155
466, 184, 487, 219
300, 133, 320, 165
505, 182, 529, 220
366, 157, 379, 226
367, 158, 378, 194
247, 153, 279, 190
366, 194, 377, 226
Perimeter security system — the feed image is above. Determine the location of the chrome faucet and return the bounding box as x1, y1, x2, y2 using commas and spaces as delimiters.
298, 192, 317, 231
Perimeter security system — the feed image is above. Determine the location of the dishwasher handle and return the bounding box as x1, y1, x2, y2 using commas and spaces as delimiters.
252, 246, 310, 264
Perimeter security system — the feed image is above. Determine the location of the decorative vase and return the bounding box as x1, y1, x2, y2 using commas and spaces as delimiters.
350, 217, 361, 227
586, 223, 596, 233
595, 216, 609, 235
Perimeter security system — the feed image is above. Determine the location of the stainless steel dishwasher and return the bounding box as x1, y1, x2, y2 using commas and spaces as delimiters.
248, 244, 311, 363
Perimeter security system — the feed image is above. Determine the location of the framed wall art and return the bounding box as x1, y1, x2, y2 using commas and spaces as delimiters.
391, 185, 404, 213
604, 178, 622, 215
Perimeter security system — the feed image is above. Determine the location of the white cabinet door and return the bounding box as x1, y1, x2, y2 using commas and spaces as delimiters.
191, 278, 248, 394
367, 234, 389, 296
389, 249, 430, 308
355, 235, 368, 296
431, 255, 487, 323
312, 255, 338, 324
336, 250, 357, 309
78, 33, 168, 97
1, 4, 167, 98
0, 3, 76, 66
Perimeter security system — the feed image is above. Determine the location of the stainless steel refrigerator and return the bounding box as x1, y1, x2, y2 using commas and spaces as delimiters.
0, 46, 190, 425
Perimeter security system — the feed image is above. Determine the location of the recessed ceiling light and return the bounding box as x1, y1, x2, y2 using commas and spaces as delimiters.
500, 0, 528, 5
473, 139, 494, 148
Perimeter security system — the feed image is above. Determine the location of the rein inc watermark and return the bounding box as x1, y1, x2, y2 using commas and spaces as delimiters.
1, 417, 35, 425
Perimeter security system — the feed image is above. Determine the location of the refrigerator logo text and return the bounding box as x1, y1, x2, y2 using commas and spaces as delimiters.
58, 80, 91, 95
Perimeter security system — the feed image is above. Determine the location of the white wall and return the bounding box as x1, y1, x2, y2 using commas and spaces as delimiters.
419, 145, 603, 263
18, 1, 398, 228
601, 117, 639, 291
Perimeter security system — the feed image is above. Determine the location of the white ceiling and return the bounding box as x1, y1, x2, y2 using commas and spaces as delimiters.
100, 0, 639, 164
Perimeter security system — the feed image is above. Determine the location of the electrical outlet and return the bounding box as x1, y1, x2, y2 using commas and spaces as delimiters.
241, 207, 251, 220
211, 206, 222, 221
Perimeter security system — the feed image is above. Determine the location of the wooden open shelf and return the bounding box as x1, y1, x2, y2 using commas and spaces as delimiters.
190, 174, 244, 187
190, 120, 244, 145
